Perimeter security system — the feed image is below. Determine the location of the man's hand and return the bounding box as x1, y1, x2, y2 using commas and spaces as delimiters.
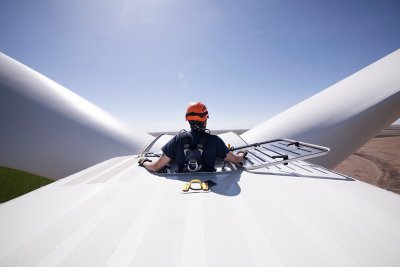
224, 151, 247, 165
138, 154, 172, 172
237, 150, 248, 157
236, 150, 248, 165
138, 158, 152, 167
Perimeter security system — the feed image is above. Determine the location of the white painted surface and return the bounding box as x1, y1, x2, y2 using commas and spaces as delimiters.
242, 49, 400, 168
0, 53, 153, 179
1, 49, 400, 266
0, 156, 400, 266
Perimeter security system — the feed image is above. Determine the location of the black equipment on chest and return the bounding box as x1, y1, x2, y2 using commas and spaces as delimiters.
181, 132, 210, 172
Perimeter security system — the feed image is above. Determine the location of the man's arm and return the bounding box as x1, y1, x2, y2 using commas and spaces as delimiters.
140, 154, 172, 172
224, 151, 246, 165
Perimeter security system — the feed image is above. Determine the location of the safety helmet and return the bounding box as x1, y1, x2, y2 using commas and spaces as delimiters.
185, 102, 209, 122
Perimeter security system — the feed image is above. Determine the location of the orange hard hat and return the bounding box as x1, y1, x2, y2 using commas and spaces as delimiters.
185, 102, 209, 122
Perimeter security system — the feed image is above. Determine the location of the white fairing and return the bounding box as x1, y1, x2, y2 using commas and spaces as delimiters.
0, 53, 153, 179
1, 155, 400, 266
242, 49, 400, 168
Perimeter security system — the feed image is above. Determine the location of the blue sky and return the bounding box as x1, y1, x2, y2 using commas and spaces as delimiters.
1, 0, 399, 132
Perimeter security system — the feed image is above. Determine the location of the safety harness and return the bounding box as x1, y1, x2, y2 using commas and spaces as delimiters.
180, 131, 210, 172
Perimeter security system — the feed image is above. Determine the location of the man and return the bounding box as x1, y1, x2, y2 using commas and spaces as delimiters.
139, 102, 246, 172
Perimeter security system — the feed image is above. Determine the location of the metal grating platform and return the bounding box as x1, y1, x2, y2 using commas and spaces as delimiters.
232, 139, 330, 170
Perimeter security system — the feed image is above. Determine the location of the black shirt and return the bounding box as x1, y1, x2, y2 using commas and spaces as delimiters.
161, 130, 230, 172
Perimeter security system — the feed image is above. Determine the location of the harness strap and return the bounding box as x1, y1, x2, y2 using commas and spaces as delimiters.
197, 133, 209, 150
180, 131, 210, 150
180, 131, 210, 172
182, 134, 191, 150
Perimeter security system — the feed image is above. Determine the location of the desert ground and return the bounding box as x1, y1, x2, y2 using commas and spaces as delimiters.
334, 135, 400, 195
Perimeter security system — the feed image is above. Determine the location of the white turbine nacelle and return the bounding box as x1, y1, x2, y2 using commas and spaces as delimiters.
0, 53, 153, 179
1, 51, 400, 266
242, 49, 400, 168
1, 50, 399, 179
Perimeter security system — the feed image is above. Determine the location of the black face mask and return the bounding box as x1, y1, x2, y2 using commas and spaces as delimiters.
189, 121, 206, 131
